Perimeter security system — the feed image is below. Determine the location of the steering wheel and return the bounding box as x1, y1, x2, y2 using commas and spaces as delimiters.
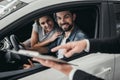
2, 35, 30, 70
10, 34, 21, 51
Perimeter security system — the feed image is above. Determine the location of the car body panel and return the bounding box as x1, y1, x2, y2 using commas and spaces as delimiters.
114, 55, 120, 80
20, 0, 37, 3
19, 54, 115, 80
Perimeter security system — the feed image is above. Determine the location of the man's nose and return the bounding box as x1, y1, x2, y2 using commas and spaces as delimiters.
60, 18, 65, 24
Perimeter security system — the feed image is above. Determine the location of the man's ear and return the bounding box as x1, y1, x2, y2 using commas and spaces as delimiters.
73, 13, 76, 21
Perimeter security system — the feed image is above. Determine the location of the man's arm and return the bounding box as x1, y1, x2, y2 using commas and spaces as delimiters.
89, 35, 120, 53
51, 40, 87, 57
33, 58, 104, 80
72, 70, 104, 80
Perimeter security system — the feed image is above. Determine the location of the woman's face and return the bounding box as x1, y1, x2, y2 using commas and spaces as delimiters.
39, 16, 54, 33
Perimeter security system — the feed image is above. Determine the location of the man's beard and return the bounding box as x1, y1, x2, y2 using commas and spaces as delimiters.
61, 23, 73, 32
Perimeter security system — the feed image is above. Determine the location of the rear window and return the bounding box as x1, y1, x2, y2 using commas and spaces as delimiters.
0, 0, 27, 19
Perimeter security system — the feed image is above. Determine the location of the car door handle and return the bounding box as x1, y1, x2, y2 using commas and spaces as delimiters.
96, 67, 111, 76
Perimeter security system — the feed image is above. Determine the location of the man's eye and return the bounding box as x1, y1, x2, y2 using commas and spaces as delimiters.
57, 17, 61, 20
65, 15, 70, 18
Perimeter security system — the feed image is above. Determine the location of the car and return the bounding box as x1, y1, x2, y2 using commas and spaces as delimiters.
0, 0, 120, 80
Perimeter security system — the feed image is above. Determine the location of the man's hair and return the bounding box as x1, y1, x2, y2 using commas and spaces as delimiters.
53, 10, 74, 21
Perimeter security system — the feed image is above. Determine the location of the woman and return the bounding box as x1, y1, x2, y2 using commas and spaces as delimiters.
23, 15, 62, 69
24, 15, 62, 48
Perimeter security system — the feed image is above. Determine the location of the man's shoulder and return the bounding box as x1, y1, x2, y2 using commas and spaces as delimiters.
76, 29, 86, 36
75, 29, 88, 39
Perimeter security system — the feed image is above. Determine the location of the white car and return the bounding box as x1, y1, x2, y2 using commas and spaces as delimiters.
0, 0, 120, 80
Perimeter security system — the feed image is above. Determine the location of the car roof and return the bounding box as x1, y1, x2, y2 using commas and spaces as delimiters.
0, 0, 116, 30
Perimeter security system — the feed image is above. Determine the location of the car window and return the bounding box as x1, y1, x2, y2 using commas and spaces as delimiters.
0, 0, 28, 19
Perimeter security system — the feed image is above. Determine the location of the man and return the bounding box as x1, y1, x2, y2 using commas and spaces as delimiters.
33, 35, 120, 80
33, 10, 87, 58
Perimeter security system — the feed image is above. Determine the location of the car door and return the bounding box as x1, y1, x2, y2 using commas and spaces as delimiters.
0, 0, 116, 80
110, 1, 120, 80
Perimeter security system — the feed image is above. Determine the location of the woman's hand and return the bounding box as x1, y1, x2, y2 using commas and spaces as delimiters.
50, 32, 62, 42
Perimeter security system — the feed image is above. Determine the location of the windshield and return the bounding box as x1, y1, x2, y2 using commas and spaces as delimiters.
0, 0, 27, 19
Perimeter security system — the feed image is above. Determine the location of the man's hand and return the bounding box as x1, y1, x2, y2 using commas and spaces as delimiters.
23, 59, 34, 69
32, 58, 73, 76
51, 40, 87, 57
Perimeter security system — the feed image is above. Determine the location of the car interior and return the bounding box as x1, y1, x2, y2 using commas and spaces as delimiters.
0, 4, 99, 79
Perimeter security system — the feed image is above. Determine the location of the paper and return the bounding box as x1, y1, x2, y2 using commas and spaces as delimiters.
7, 49, 68, 64
7, 49, 78, 66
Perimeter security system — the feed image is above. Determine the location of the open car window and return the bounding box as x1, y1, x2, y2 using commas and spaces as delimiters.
0, 2, 99, 79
